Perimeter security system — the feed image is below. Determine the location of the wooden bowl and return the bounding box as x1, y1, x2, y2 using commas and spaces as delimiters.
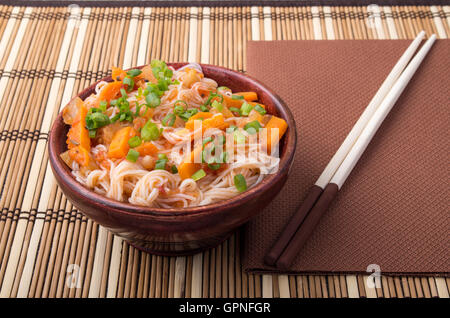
48, 63, 297, 256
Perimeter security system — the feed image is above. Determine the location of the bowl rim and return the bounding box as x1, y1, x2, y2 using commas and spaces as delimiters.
48, 63, 297, 218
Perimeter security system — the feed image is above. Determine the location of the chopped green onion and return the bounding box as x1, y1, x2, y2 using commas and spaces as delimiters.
253, 104, 266, 115
233, 130, 246, 144
202, 148, 216, 165
123, 77, 135, 91
126, 149, 140, 163
88, 129, 96, 139
220, 151, 229, 163
202, 136, 213, 147
217, 86, 230, 92
211, 100, 223, 111
226, 125, 238, 133
229, 107, 240, 113
218, 135, 226, 145
174, 100, 188, 110
231, 94, 244, 100
145, 92, 161, 108
208, 163, 221, 170
126, 69, 142, 77
87, 107, 102, 114
239, 102, 253, 116
234, 174, 247, 193
137, 87, 143, 98
128, 136, 142, 148
244, 120, 262, 134
154, 159, 167, 170
85, 112, 110, 130
162, 113, 176, 127
204, 92, 224, 108
141, 121, 161, 141
174, 105, 185, 115
120, 88, 127, 98
178, 108, 199, 121
158, 153, 168, 160
99, 100, 108, 112
171, 165, 178, 174
200, 105, 209, 112
191, 169, 206, 181
134, 102, 142, 117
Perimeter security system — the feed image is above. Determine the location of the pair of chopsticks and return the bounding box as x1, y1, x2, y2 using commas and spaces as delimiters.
265, 31, 437, 270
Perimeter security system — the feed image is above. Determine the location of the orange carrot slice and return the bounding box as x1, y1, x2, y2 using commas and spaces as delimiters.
98, 81, 123, 103
107, 126, 136, 159
134, 142, 159, 156
265, 116, 288, 153
111, 67, 127, 81
177, 145, 203, 179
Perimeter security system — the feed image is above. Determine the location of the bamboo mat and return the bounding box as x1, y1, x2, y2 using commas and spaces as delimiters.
0, 5, 448, 299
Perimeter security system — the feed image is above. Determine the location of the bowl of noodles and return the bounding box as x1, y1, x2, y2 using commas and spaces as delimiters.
49, 61, 296, 255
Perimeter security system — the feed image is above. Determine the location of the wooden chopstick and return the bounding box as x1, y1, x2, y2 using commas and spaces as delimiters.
265, 32, 437, 270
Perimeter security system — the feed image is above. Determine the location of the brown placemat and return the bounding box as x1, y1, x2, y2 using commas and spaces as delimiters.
243, 39, 450, 276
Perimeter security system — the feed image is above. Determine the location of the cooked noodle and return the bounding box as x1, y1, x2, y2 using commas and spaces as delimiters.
62, 61, 287, 208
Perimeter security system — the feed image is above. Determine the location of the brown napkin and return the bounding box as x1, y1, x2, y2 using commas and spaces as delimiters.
243, 40, 450, 275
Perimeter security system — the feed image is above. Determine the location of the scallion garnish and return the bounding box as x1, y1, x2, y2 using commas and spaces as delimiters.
85, 112, 110, 130
178, 108, 199, 121
220, 151, 229, 163
231, 94, 244, 100
99, 100, 108, 112
88, 129, 96, 139
234, 174, 247, 193
126, 69, 142, 77
239, 102, 253, 116
203, 92, 224, 109
211, 100, 223, 111
123, 76, 134, 91
202, 136, 213, 147
154, 158, 167, 170
229, 107, 240, 113
191, 169, 206, 181
126, 149, 140, 163
162, 113, 176, 127
244, 120, 262, 134
233, 130, 246, 144
208, 163, 221, 170
141, 121, 161, 141
253, 104, 266, 115
128, 136, 142, 148
145, 92, 161, 108
174, 105, 185, 115
218, 135, 226, 145
158, 153, 168, 160
174, 100, 188, 113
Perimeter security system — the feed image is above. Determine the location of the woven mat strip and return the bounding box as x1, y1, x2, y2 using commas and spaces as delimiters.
0, 5, 448, 298
2, 1, 450, 8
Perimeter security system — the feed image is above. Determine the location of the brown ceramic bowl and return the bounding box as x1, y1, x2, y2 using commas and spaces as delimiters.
48, 63, 297, 256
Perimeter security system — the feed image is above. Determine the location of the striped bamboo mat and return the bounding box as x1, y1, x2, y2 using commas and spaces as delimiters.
0, 4, 448, 298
